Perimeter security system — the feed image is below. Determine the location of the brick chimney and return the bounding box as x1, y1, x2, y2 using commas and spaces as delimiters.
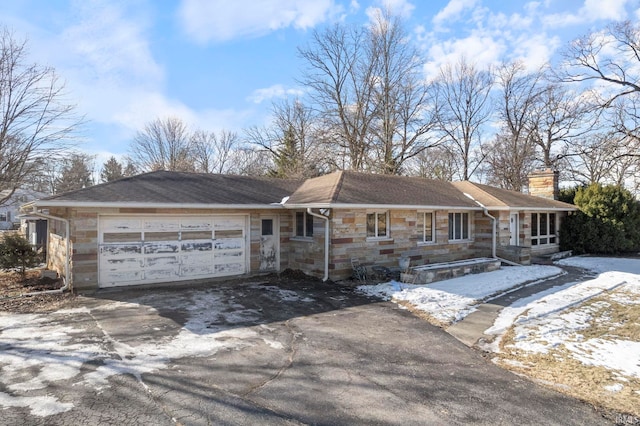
528, 169, 559, 200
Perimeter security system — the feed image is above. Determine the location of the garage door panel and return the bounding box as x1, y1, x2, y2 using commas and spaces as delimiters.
102, 257, 143, 271
99, 215, 247, 287
214, 217, 245, 230
100, 244, 142, 256
144, 241, 179, 254
145, 267, 180, 281
214, 262, 244, 275
214, 250, 243, 259
181, 240, 213, 252
145, 255, 179, 268
180, 264, 214, 276
143, 218, 180, 231
101, 218, 142, 231
102, 270, 144, 284
180, 219, 213, 230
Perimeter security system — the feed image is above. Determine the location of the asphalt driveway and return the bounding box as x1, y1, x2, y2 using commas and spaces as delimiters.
0, 277, 610, 425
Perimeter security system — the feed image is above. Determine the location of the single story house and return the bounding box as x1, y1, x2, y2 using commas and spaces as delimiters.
21, 169, 575, 291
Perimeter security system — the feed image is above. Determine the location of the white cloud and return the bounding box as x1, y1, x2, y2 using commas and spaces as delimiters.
61, 0, 163, 86
546, 0, 630, 27
178, 0, 342, 43
511, 33, 560, 70
432, 0, 478, 27
424, 34, 505, 80
248, 84, 305, 104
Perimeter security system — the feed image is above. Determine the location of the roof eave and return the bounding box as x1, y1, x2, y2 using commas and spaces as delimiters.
31, 200, 287, 210
485, 206, 578, 211
283, 203, 482, 210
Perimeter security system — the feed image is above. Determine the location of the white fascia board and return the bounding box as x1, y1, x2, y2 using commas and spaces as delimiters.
283, 203, 482, 210
486, 206, 578, 212
32, 200, 287, 210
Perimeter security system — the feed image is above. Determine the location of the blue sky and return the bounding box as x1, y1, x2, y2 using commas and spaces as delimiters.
2, 0, 639, 167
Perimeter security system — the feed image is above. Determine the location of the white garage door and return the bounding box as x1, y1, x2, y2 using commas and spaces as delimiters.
98, 215, 247, 288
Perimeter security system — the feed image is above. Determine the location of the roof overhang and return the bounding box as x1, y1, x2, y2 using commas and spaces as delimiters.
29, 201, 288, 210
485, 206, 578, 212
283, 203, 482, 210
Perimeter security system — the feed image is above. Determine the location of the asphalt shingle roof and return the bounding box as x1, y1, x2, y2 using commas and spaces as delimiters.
452, 181, 576, 210
285, 171, 480, 208
34, 170, 576, 211
38, 171, 303, 205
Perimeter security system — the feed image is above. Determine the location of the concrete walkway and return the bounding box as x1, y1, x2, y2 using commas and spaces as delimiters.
446, 264, 594, 347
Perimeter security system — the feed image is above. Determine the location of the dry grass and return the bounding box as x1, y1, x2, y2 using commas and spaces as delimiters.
494, 289, 640, 420
0, 269, 75, 313
395, 299, 450, 328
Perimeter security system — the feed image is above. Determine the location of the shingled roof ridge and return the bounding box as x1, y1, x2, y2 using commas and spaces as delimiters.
459, 181, 506, 206
330, 170, 346, 203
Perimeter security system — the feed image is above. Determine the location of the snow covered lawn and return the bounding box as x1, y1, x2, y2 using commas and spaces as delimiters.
358, 264, 563, 325
485, 257, 640, 418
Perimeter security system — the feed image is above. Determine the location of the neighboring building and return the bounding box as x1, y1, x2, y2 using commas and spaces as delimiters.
21, 170, 576, 291
0, 188, 49, 231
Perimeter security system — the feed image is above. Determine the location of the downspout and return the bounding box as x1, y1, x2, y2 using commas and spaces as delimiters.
463, 194, 496, 259
307, 208, 330, 282
26, 209, 71, 293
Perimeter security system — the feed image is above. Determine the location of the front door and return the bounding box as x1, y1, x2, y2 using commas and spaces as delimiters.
509, 213, 519, 246
259, 216, 279, 271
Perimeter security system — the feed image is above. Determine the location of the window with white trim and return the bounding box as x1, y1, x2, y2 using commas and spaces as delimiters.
295, 211, 314, 238
531, 212, 556, 245
419, 211, 435, 243
366, 211, 388, 238
448, 212, 469, 241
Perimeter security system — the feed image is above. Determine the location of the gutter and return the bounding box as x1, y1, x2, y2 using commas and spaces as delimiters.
23, 209, 72, 293
306, 208, 330, 282
464, 193, 497, 259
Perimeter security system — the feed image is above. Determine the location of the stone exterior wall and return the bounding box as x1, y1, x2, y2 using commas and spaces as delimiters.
47, 233, 68, 278
287, 214, 326, 278
326, 208, 482, 281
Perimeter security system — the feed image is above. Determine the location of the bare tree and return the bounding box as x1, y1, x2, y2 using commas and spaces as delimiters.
298, 11, 438, 174
0, 27, 80, 203
246, 98, 323, 178
565, 132, 640, 189
434, 57, 493, 180
366, 9, 440, 174
129, 117, 195, 172
485, 62, 544, 190
225, 147, 272, 176
562, 21, 640, 143
405, 146, 457, 181
298, 23, 378, 171
191, 129, 238, 174
528, 83, 590, 168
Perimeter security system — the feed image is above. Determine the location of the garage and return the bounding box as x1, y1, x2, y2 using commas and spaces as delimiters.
98, 215, 247, 288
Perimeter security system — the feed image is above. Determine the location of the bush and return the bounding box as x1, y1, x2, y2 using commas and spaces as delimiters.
560, 184, 640, 254
0, 233, 40, 277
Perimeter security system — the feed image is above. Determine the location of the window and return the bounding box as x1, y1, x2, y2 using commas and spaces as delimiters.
419, 212, 435, 243
531, 213, 556, 245
367, 212, 388, 238
295, 211, 314, 238
448, 212, 469, 241
261, 219, 273, 236
0, 213, 6, 222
